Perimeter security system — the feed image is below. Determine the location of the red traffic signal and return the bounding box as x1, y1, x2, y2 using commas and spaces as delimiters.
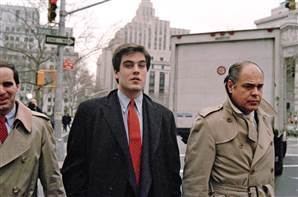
48, 0, 58, 23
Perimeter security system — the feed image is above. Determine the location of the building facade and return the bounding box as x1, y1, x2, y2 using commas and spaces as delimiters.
95, 0, 189, 106
255, 2, 298, 118
0, 4, 78, 115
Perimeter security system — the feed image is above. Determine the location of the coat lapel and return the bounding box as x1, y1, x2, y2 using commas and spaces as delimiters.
0, 101, 33, 168
139, 97, 158, 197
102, 91, 138, 194
0, 126, 31, 168
251, 112, 273, 167
144, 96, 162, 157
103, 91, 131, 164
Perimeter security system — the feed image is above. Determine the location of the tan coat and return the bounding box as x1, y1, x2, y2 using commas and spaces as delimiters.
182, 101, 275, 197
0, 101, 65, 196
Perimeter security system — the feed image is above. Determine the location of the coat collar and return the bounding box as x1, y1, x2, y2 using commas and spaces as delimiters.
103, 90, 161, 193
103, 90, 130, 159
224, 100, 274, 166
0, 101, 33, 168
251, 108, 273, 167
14, 101, 32, 133
103, 90, 162, 155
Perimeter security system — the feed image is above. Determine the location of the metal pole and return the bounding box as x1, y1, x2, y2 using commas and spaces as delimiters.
53, 0, 112, 161
54, 0, 66, 161
67, 0, 112, 15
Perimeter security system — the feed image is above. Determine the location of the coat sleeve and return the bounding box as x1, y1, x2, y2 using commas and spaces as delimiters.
167, 112, 182, 197
61, 103, 89, 196
38, 118, 65, 196
182, 116, 216, 197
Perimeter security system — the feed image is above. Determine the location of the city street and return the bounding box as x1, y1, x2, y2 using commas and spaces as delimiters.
177, 136, 298, 196
275, 137, 298, 197
38, 135, 298, 196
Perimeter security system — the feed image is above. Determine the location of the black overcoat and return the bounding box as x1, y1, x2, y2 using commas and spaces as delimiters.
62, 90, 181, 197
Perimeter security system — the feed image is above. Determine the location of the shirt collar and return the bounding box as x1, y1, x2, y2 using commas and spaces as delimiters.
228, 96, 254, 121
4, 102, 17, 129
117, 89, 143, 113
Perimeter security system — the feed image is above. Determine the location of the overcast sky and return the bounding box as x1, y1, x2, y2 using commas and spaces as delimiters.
66, 0, 283, 32
66, 0, 285, 72
2, 0, 285, 73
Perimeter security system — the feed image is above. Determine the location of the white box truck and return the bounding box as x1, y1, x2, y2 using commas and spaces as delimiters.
170, 27, 287, 175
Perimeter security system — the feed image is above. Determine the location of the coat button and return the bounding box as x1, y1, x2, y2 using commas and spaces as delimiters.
113, 153, 120, 159
227, 118, 232, 123
270, 141, 273, 146
12, 187, 20, 194
108, 187, 113, 191
270, 168, 274, 173
250, 169, 255, 174
21, 156, 27, 163
239, 144, 244, 149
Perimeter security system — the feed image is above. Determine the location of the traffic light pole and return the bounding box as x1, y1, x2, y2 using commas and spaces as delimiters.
53, 0, 112, 161
54, 0, 66, 161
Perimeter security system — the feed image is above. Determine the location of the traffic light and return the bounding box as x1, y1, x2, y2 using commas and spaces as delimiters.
36, 70, 57, 87
48, 0, 58, 23
285, 0, 296, 10
37, 70, 45, 86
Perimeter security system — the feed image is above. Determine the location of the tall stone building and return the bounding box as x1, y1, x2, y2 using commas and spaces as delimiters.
95, 0, 189, 106
255, 1, 298, 116
0, 5, 40, 102
0, 4, 78, 115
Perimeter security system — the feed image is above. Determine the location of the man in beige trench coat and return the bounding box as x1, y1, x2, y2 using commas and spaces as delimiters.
182, 61, 275, 197
0, 62, 65, 196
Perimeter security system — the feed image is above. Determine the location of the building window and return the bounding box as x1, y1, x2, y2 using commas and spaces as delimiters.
149, 71, 155, 93
16, 10, 20, 22
159, 72, 165, 93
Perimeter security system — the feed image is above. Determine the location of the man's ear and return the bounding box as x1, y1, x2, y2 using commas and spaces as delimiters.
16, 84, 20, 91
114, 70, 119, 80
227, 80, 234, 93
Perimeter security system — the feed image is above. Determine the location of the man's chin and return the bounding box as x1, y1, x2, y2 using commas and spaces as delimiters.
0, 106, 10, 115
130, 86, 143, 91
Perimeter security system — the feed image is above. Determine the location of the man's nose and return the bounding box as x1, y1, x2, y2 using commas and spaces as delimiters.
132, 65, 140, 72
0, 86, 5, 94
251, 87, 261, 95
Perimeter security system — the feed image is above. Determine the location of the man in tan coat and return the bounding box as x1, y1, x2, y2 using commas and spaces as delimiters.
182, 61, 275, 197
0, 62, 65, 196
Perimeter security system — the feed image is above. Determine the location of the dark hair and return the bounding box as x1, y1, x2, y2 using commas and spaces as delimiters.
112, 43, 151, 72
224, 60, 263, 93
0, 62, 20, 85
28, 101, 36, 110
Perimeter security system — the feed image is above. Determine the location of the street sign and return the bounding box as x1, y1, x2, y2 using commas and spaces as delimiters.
45, 35, 75, 46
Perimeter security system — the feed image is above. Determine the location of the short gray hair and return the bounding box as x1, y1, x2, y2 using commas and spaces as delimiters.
224, 60, 263, 93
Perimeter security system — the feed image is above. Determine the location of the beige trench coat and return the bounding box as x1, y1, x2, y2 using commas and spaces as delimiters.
0, 101, 65, 196
182, 101, 275, 197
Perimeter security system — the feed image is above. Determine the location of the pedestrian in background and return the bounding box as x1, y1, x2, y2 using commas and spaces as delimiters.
62, 43, 181, 197
182, 61, 275, 196
0, 62, 65, 196
62, 113, 71, 132
27, 98, 42, 113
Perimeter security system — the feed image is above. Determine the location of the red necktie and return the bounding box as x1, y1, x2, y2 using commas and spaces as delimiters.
0, 116, 8, 143
127, 99, 142, 184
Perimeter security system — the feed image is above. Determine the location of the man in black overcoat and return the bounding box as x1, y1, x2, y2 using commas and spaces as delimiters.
62, 43, 181, 197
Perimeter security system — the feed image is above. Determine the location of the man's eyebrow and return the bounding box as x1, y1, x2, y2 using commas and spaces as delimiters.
242, 82, 264, 86
123, 60, 146, 63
